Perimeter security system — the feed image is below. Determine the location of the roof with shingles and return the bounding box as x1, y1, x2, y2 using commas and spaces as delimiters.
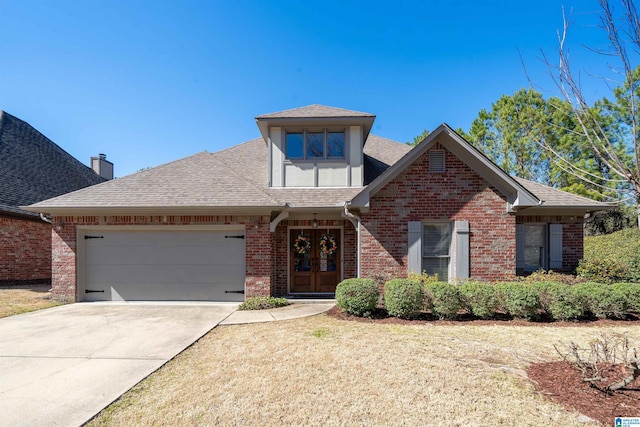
512, 177, 612, 208
0, 110, 105, 218
256, 104, 374, 119
24, 107, 610, 214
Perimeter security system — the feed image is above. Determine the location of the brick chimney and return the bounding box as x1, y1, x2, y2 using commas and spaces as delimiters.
91, 153, 114, 180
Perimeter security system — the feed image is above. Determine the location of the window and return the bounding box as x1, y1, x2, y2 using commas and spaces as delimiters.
523, 224, 547, 271
516, 223, 563, 273
285, 130, 345, 160
422, 222, 452, 281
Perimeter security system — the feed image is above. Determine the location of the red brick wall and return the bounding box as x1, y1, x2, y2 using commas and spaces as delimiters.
0, 215, 51, 284
360, 145, 516, 282
272, 219, 356, 296
50, 215, 272, 301
516, 215, 584, 273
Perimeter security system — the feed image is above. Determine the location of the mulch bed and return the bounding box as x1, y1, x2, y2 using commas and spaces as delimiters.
528, 361, 640, 425
326, 307, 640, 424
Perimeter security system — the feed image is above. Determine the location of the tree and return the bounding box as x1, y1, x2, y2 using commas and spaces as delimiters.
407, 129, 430, 146
542, 0, 640, 228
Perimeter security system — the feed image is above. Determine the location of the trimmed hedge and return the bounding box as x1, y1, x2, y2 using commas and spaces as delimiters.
531, 282, 584, 321
459, 281, 500, 319
335, 278, 379, 317
238, 297, 290, 311
578, 228, 640, 283
494, 282, 541, 320
573, 282, 628, 319
425, 282, 463, 319
383, 279, 425, 319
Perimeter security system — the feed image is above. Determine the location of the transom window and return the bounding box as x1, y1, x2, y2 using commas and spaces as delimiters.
422, 222, 452, 281
286, 130, 345, 160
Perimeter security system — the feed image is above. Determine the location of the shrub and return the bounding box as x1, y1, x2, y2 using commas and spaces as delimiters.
531, 282, 584, 321
425, 282, 462, 319
383, 279, 425, 319
579, 228, 640, 283
407, 271, 440, 285
458, 281, 499, 319
523, 270, 585, 285
238, 297, 290, 311
612, 283, 640, 314
573, 282, 628, 319
335, 278, 379, 317
495, 282, 541, 320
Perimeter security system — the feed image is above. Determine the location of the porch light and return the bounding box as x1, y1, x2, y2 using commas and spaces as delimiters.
313, 213, 318, 229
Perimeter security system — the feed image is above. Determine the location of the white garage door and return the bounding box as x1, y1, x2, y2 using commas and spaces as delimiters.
81, 229, 246, 302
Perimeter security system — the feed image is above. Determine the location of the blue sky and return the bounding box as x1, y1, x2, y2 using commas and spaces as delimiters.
0, 0, 613, 177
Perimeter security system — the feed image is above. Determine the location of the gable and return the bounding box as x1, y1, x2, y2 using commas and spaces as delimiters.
351, 124, 539, 212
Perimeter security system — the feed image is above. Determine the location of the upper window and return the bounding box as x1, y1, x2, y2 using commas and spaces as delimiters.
422, 222, 452, 281
286, 130, 345, 160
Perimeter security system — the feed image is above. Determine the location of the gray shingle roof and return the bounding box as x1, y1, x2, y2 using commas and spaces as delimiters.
23, 110, 609, 214
256, 104, 374, 119
0, 111, 106, 218
513, 177, 612, 209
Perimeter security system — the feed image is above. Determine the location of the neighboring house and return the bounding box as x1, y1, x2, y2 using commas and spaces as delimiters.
24, 105, 611, 302
0, 110, 112, 285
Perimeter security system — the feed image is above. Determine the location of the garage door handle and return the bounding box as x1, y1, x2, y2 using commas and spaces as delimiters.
85, 289, 105, 293
225, 290, 245, 294
85, 235, 104, 240
225, 235, 245, 239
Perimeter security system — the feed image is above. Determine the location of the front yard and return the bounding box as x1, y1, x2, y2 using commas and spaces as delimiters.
0, 285, 62, 318
87, 314, 640, 426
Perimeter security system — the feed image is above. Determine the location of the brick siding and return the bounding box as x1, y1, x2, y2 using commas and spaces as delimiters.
360, 144, 516, 282
50, 215, 271, 301
0, 215, 51, 285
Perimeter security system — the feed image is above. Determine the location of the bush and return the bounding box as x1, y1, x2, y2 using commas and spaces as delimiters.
425, 282, 462, 319
612, 283, 640, 314
383, 279, 425, 319
579, 228, 640, 283
335, 278, 379, 317
238, 297, 290, 311
531, 282, 584, 321
407, 271, 440, 285
523, 270, 585, 285
573, 282, 628, 319
458, 281, 499, 319
495, 282, 541, 320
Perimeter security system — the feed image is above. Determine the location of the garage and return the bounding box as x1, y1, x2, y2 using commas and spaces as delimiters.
79, 227, 246, 302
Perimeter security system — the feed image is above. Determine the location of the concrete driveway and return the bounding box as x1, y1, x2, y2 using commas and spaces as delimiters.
0, 302, 238, 427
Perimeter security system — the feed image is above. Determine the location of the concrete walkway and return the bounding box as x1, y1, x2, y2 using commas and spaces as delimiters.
0, 300, 334, 427
221, 300, 335, 325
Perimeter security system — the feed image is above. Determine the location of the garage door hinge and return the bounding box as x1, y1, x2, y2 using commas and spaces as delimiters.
224, 235, 245, 239
85, 289, 105, 293
84, 235, 104, 240
225, 290, 245, 294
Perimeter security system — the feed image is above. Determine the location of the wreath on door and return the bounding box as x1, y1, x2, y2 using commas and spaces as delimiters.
293, 235, 311, 254
319, 233, 337, 256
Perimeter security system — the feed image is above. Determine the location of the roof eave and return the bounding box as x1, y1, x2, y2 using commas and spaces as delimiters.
20, 205, 281, 217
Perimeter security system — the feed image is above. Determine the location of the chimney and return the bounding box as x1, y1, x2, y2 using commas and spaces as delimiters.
91, 153, 114, 180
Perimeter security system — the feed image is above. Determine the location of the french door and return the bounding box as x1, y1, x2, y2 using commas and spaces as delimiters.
290, 228, 341, 293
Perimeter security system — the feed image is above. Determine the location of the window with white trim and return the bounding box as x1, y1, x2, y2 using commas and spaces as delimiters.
422, 222, 452, 281
285, 130, 345, 160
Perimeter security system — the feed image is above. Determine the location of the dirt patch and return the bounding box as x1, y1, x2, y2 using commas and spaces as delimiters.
528, 361, 640, 425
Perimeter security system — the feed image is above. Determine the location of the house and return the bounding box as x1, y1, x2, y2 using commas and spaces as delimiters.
23, 105, 611, 302
0, 110, 112, 286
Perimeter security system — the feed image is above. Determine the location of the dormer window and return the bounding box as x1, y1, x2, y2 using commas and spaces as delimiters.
286, 130, 345, 160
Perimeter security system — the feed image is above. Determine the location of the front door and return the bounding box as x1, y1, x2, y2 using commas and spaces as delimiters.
290, 228, 341, 293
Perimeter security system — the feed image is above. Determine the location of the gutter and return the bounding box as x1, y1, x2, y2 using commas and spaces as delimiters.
341, 203, 361, 278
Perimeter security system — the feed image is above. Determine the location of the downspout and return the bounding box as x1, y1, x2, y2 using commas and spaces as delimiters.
342, 203, 361, 278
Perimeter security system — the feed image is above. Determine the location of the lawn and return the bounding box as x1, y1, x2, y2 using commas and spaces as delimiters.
0, 285, 63, 318
87, 314, 640, 426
